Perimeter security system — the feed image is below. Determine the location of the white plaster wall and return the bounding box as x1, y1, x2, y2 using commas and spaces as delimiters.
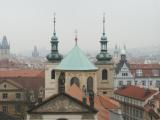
115, 63, 134, 88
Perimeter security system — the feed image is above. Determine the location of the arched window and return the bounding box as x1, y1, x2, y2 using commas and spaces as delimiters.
102, 69, 108, 80
51, 70, 55, 79
87, 76, 93, 92
70, 77, 80, 87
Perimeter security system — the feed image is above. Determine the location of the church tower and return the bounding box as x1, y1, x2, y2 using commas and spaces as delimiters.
95, 14, 114, 97
45, 13, 63, 98
0, 36, 10, 59
32, 46, 39, 58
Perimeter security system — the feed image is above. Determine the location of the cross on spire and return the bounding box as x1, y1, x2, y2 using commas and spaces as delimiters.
75, 30, 78, 45
103, 12, 106, 35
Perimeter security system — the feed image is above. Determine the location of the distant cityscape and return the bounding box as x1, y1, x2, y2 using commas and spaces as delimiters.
0, 14, 160, 120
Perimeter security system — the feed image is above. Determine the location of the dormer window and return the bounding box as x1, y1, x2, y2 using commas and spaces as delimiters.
136, 69, 143, 77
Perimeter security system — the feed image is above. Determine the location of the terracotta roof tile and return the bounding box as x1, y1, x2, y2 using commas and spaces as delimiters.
130, 64, 160, 69
0, 70, 45, 90
0, 70, 44, 78
130, 64, 160, 77
114, 85, 158, 101
68, 84, 120, 120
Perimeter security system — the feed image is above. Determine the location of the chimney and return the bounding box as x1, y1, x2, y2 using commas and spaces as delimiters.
89, 90, 94, 112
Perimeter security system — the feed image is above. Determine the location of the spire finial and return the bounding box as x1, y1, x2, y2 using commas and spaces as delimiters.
103, 12, 106, 35
75, 30, 78, 45
53, 12, 56, 34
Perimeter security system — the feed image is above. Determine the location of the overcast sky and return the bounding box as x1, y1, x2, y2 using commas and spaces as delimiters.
0, 0, 160, 54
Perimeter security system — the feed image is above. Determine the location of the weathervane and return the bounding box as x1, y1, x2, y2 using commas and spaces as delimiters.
75, 30, 78, 45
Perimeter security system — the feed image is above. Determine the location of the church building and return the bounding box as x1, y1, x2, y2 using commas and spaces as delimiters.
45, 14, 114, 98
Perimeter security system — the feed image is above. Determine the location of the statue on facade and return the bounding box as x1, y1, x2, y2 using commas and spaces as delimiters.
89, 90, 94, 112
58, 72, 65, 94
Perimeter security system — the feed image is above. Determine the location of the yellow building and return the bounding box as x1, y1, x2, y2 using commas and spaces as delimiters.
0, 80, 26, 117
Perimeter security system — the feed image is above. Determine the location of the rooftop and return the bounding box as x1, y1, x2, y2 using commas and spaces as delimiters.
114, 85, 158, 101
130, 64, 160, 77
68, 84, 120, 120
130, 64, 160, 69
0, 70, 44, 78
56, 45, 97, 71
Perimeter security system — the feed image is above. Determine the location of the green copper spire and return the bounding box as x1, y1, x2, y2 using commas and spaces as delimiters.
46, 13, 63, 62
56, 32, 97, 71
96, 13, 112, 63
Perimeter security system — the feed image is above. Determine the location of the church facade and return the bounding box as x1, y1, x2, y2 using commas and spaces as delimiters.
45, 14, 114, 98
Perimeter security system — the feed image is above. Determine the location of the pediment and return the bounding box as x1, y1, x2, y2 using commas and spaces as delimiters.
0, 80, 23, 90
29, 93, 94, 113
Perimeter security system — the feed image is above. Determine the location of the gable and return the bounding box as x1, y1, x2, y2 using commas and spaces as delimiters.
29, 94, 96, 114
116, 63, 133, 78
0, 80, 22, 90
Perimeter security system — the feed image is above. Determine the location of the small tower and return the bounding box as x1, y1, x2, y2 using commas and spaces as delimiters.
96, 13, 112, 62
45, 13, 63, 98
113, 45, 120, 63
95, 13, 114, 97
0, 36, 10, 59
120, 45, 127, 63
46, 13, 63, 62
32, 46, 39, 58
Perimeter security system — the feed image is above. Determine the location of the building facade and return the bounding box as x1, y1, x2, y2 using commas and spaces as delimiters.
0, 70, 45, 118
114, 85, 160, 120
114, 47, 160, 90
114, 47, 134, 88
130, 64, 160, 90
0, 80, 26, 117
45, 14, 114, 98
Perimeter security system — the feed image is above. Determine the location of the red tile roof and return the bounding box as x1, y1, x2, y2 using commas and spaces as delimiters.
130, 64, 160, 77
68, 84, 120, 120
0, 70, 44, 78
114, 85, 158, 101
0, 70, 45, 90
130, 64, 160, 69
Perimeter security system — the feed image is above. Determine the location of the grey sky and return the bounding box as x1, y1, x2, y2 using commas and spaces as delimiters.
0, 0, 160, 54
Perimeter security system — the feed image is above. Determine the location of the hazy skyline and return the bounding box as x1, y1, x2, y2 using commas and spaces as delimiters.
0, 0, 160, 54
